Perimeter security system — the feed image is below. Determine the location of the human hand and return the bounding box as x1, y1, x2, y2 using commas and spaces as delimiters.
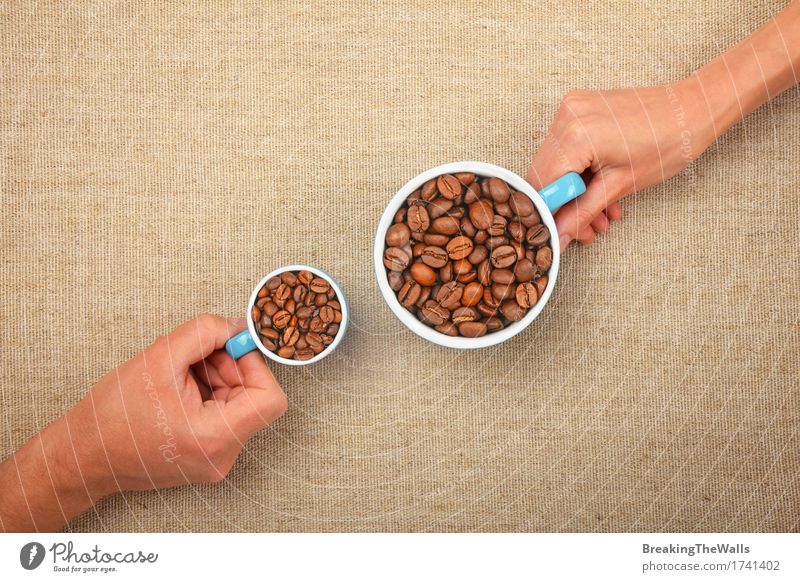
65, 313, 288, 496
527, 81, 716, 248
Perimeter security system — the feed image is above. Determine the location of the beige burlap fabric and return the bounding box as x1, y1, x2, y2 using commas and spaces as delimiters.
1, 1, 798, 532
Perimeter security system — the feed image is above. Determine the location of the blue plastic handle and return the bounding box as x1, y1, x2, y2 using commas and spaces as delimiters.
538, 172, 586, 213
225, 329, 258, 360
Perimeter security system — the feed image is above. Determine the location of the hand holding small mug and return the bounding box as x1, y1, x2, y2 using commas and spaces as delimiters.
0, 313, 287, 532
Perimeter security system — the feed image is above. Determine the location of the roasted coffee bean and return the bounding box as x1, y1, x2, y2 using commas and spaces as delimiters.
320, 305, 335, 324
469, 200, 494, 230
275, 283, 291, 302
464, 182, 481, 204
437, 174, 462, 199
462, 282, 484, 306
260, 315, 272, 328
486, 177, 511, 203
459, 217, 477, 238
477, 259, 492, 286
293, 285, 307, 302
452, 258, 473, 276
251, 306, 261, 321
467, 244, 488, 265
410, 262, 437, 286
477, 302, 498, 318
485, 317, 504, 332
310, 277, 330, 294
327, 323, 339, 335
421, 302, 449, 325
491, 245, 517, 268
314, 293, 327, 307
261, 328, 279, 341
508, 220, 526, 242
385, 174, 554, 337
393, 208, 407, 223
440, 261, 453, 283
435, 321, 458, 336
534, 276, 548, 297
273, 310, 291, 328
281, 271, 298, 286
515, 282, 538, 308
535, 246, 553, 271
328, 300, 341, 311
421, 178, 438, 201
456, 270, 476, 284
492, 282, 515, 301
526, 224, 550, 247
295, 348, 315, 361
285, 298, 296, 314
387, 271, 403, 291
306, 332, 324, 351
277, 345, 295, 359
423, 233, 450, 246
266, 277, 281, 290
262, 338, 277, 351
491, 268, 515, 285
283, 326, 300, 347
428, 198, 453, 219
459, 321, 487, 337
384, 247, 411, 271
452, 306, 478, 323
436, 281, 463, 309
431, 216, 460, 235
455, 172, 475, 185
310, 316, 326, 332
386, 223, 411, 247
298, 270, 314, 285
514, 258, 536, 282
446, 235, 473, 260
258, 286, 268, 298
495, 202, 512, 218
509, 192, 535, 216
415, 285, 432, 308
399, 280, 422, 307
407, 205, 430, 233
500, 300, 526, 321
321, 334, 333, 345
488, 215, 507, 237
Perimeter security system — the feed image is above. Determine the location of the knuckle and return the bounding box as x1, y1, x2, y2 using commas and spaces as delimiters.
195, 312, 218, 332
271, 392, 290, 418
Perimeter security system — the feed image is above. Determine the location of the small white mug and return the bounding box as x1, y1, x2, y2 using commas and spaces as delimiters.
225, 264, 349, 365
373, 161, 585, 349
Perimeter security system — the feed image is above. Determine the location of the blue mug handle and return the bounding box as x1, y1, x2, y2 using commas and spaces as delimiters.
225, 329, 258, 360
538, 172, 586, 213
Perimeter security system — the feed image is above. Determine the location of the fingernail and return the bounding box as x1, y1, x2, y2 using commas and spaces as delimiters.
229, 317, 247, 328
559, 235, 571, 250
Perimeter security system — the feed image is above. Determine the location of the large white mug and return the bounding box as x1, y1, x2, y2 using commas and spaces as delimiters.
373, 161, 585, 349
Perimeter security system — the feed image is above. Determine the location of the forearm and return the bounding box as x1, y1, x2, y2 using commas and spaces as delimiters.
0, 416, 109, 532
688, 1, 800, 138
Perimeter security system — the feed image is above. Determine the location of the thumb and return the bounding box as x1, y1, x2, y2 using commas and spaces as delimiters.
554, 171, 621, 248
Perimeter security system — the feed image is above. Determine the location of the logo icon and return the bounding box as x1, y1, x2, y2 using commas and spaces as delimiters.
20, 542, 46, 570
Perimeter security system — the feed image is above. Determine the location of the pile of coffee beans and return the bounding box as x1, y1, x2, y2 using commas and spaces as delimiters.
383, 173, 553, 338
251, 270, 342, 361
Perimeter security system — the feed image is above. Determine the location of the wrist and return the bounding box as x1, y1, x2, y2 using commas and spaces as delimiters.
45, 413, 117, 503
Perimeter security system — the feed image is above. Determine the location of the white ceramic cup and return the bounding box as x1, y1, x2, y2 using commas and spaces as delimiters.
225, 264, 349, 365
373, 161, 585, 349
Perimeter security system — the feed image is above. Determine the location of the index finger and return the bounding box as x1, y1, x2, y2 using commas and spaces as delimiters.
152, 313, 246, 372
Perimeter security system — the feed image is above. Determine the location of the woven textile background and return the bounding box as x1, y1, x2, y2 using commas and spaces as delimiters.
1, 0, 798, 532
